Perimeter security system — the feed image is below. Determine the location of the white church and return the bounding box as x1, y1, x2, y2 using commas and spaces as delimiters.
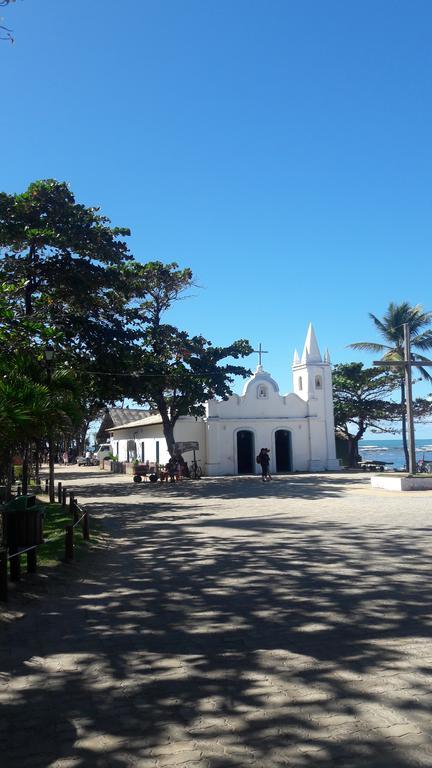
109, 324, 340, 475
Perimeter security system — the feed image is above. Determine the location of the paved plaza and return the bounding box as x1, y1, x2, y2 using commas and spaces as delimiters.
1, 468, 432, 767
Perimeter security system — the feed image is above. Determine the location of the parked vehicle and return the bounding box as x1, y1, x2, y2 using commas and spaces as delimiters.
93, 444, 111, 463
77, 455, 99, 466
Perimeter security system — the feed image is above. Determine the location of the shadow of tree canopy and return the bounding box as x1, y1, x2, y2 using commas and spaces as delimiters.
58, 470, 371, 503
0, 474, 431, 767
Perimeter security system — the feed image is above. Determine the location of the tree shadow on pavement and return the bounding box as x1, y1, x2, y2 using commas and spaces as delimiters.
59, 471, 370, 504
0, 487, 431, 767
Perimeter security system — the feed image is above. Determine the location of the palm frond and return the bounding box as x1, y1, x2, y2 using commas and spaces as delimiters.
368, 313, 388, 335
349, 342, 389, 352
411, 330, 432, 350
416, 365, 432, 384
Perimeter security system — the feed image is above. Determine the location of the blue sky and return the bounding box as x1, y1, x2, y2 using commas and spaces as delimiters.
2, 0, 432, 436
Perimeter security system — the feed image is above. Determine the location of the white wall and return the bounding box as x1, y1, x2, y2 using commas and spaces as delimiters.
110, 418, 206, 470
205, 418, 312, 475
205, 370, 313, 475
109, 346, 339, 475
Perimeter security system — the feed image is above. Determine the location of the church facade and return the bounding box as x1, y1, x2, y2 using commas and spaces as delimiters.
109, 325, 340, 475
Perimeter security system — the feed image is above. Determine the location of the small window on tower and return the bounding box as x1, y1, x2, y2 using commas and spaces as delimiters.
315, 375, 322, 389
258, 385, 268, 399
298, 376, 303, 391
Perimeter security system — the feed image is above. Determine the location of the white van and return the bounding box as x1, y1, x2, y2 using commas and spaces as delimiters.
94, 443, 111, 463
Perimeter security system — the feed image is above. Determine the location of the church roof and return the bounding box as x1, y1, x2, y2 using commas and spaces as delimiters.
109, 408, 151, 426
97, 408, 151, 442
110, 414, 163, 432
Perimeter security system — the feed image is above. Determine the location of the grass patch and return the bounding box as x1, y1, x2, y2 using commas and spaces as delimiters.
42, 502, 84, 565
19, 501, 100, 567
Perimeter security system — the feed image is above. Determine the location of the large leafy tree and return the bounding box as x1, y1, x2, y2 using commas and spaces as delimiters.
0, 181, 144, 485
333, 363, 399, 467
350, 303, 432, 468
128, 261, 253, 456
0, 179, 141, 406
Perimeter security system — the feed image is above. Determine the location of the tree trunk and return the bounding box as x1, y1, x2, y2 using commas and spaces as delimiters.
34, 440, 40, 485
76, 421, 90, 456
347, 436, 361, 468
24, 244, 37, 316
5, 451, 13, 502
22, 442, 29, 495
48, 431, 55, 502
157, 398, 176, 457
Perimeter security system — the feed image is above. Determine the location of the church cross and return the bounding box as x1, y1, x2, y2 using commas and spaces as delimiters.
373, 322, 432, 474
252, 343, 268, 367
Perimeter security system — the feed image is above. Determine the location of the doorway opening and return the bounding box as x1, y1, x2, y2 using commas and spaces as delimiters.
275, 430, 292, 472
237, 430, 255, 474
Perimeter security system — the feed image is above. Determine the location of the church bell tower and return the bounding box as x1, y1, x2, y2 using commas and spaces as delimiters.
292, 324, 339, 470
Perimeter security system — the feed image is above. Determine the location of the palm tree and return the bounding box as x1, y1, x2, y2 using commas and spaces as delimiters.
350, 302, 432, 470
0, 368, 83, 496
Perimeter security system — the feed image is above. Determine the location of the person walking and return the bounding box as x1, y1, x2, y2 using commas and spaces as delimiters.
257, 448, 271, 482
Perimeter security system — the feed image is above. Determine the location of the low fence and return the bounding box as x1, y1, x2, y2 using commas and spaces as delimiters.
0, 482, 90, 602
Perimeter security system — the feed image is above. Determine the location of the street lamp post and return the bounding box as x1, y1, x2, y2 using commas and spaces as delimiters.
45, 346, 55, 503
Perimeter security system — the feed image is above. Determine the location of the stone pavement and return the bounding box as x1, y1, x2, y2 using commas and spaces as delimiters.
1, 468, 432, 767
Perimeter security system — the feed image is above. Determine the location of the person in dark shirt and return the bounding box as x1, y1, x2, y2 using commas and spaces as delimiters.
257, 448, 271, 482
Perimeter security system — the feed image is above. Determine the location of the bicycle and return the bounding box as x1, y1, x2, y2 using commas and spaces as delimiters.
189, 460, 202, 479
416, 460, 432, 473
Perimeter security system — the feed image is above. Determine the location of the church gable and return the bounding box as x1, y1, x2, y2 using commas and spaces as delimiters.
207, 368, 307, 419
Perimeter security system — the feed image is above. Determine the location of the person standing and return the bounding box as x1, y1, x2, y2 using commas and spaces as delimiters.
257, 448, 271, 482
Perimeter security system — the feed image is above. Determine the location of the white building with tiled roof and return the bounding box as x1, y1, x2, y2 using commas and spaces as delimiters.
109, 325, 339, 476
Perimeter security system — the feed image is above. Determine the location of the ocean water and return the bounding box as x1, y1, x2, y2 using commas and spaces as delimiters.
358, 438, 432, 470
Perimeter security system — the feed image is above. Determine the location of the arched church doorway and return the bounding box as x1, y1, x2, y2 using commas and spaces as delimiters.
275, 430, 292, 472
237, 430, 255, 474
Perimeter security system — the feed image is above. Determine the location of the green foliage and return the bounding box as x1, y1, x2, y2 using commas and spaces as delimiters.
351, 302, 432, 383
0, 179, 133, 363
129, 261, 253, 454
350, 302, 432, 467
0, 182, 254, 467
333, 362, 398, 432
0, 180, 141, 465
333, 362, 399, 466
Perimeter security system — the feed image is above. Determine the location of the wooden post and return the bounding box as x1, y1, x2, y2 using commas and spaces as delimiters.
73, 499, 79, 524
65, 525, 74, 561
57, 481, 62, 504
16, 484, 22, 496
62, 487, 67, 508
27, 547, 37, 574
0, 547, 8, 602
404, 323, 416, 475
82, 510, 90, 541
69, 493, 75, 517
45, 478, 49, 494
